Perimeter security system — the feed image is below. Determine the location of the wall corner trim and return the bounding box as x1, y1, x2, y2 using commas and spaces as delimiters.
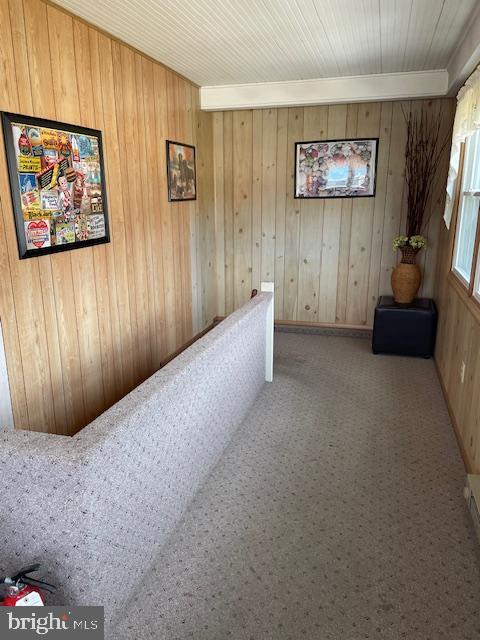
0, 319, 14, 430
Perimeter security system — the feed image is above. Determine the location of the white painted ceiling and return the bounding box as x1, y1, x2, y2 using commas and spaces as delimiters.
56, 0, 478, 86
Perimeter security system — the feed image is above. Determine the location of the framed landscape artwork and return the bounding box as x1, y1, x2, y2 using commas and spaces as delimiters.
1, 111, 109, 259
294, 138, 379, 199
166, 140, 196, 201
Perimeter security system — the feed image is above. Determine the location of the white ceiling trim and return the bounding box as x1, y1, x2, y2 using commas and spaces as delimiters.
200, 70, 449, 111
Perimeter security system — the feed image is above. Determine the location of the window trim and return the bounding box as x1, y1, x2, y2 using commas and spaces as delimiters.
471, 215, 480, 296
451, 195, 480, 292
450, 142, 480, 290
448, 141, 480, 324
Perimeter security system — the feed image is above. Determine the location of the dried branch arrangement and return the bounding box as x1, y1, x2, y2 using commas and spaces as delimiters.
402, 106, 450, 237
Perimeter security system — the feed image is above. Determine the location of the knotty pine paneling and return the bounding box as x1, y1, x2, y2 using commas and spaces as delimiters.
434, 175, 480, 474
212, 99, 454, 325
0, 0, 215, 435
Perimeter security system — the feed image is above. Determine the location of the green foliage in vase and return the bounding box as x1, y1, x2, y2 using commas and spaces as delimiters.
392, 235, 408, 250
392, 234, 427, 251
409, 234, 427, 250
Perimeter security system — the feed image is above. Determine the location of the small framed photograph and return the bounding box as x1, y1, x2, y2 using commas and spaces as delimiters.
1, 111, 110, 259
294, 138, 379, 199
166, 140, 196, 201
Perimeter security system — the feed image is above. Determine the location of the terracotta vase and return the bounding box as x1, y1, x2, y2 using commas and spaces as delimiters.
391, 246, 421, 303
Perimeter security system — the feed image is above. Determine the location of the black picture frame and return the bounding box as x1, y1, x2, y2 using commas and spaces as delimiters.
294, 137, 379, 199
166, 140, 197, 202
1, 111, 110, 259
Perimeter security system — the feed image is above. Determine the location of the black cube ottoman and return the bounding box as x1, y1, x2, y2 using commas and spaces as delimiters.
372, 296, 437, 358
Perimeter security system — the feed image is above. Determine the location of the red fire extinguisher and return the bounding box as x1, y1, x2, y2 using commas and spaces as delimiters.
0, 564, 56, 606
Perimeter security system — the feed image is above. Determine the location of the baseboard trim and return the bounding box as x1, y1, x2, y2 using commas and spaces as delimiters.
434, 358, 472, 473
213, 316, 372, 332
275, 319, 372, 330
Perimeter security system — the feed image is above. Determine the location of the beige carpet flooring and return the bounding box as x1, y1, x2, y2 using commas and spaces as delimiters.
113, 333, 480, 640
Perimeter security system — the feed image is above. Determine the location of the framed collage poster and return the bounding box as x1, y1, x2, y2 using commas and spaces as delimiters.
1, 112, 110, 259
294, 138, 378, 199
166, 140, 196, 201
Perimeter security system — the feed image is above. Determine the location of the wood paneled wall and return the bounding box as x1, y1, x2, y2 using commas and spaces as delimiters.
0, 0, 215, 435
212, 99, 454, 325
434, 205, 480, 474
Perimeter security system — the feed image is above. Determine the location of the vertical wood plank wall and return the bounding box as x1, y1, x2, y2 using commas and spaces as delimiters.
212, 99, 454, 325
434, 200, 480, 474
0, 0, 215, 435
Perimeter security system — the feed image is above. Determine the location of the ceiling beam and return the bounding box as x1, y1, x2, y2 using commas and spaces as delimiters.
200, 70, 449, 111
